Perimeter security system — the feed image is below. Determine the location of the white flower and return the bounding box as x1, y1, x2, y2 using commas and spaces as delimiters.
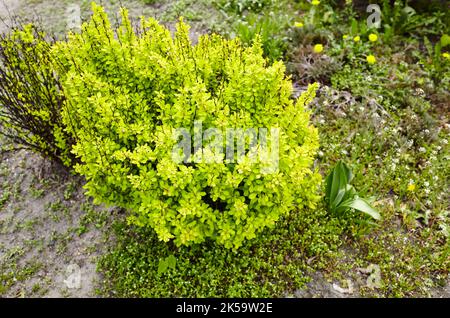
419, 147, 426, 153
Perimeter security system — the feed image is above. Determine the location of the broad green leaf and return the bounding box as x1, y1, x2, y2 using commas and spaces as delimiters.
167, 255, 177, 269
339, 197, 381, 220
329, 161, 348, 205
441, 34, 450, 47
331, 188, 346, 210
351, 19, 358, 35
157, 258, 168, 275
341, 184, 356, 203
341, 162, 353, 183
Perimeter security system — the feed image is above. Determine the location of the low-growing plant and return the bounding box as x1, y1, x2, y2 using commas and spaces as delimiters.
421, 34, 450, 86
54, 4, 322, 250
380, 0, 449, 41
325, 161, 380, 221
0, 24, 74, 166
216, 0, 274, 15
232, 12, 290, 61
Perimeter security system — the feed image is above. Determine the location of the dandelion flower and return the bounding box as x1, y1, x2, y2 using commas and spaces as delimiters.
369, 33, 378, 42
366, 54, 376, 64
353, 36, 360, 42
311, 0, 320, 5
443, 52, 450, 59
313, 44, 324, 53
407, 183, 416, 192
294, 22, 304, 28
342, 34, 348, 39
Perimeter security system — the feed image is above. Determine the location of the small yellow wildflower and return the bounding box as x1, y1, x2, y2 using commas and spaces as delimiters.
313, 44, 324, 53
407, 183, 416, 192
369, 33, 378, 42
311, 0, 320, 5
294, 22, 304, 28
443, 52, 450, 60
353, 36, 360, 42
343, 34, 348, 39
366, 55, 376, 64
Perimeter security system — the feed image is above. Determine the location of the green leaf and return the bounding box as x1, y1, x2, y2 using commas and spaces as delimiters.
339, 197, 381, 220
326, 161, 353, 211
351, 19, 358, 35
329, 164, 341, 203
331, 188, 346, 210
157, 258, 168, 275
441, 34, 450, 47
434, 42, 442, 60
167, 255, 177, 269
341, 162, 353, 183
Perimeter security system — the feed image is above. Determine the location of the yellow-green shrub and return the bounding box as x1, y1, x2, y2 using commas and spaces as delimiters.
55, 4, 321, 249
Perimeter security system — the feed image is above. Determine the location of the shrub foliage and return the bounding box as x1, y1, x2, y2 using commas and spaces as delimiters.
53, 4, 321, 249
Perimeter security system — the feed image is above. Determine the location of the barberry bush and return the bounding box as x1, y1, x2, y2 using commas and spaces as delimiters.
54, 4, 321, 249
0, 24, 74, 165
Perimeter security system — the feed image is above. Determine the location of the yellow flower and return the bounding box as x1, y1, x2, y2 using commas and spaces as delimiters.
369, 33, 378, 42
353, 36, 360, 42
366, 55, 376, 64
407, 183, 416, 192
311, 0, 320, 5
313, 44, 324, 53
294, 22, 304, 28
443, 52, 450, 60
343, 34, 348, 39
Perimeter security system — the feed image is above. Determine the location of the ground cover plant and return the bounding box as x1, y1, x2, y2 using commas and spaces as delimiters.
0, 0, 448, 298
